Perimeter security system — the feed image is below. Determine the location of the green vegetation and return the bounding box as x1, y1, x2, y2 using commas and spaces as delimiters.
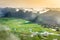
0, 18, 60, 40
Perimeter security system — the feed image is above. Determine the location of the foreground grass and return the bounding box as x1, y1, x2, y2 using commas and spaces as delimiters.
0, 18, 60, 40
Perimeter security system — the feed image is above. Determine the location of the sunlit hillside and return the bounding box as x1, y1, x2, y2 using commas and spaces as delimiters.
0, 18, 60, 40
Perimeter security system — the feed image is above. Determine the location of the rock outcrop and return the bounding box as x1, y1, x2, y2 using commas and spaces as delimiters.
0, 25, 20, 40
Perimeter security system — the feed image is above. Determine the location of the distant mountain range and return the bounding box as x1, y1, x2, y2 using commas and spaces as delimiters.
0, 7, 60, 28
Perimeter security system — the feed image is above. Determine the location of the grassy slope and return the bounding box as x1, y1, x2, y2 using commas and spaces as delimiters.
0, 18, 60, 40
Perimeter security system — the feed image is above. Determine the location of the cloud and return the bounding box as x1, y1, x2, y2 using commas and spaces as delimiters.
0, 0, 60, 8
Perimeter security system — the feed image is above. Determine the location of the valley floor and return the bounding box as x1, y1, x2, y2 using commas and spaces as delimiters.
0, 18, 60, 40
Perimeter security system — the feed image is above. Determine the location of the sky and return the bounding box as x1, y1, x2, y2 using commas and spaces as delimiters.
0, 0, 60, 8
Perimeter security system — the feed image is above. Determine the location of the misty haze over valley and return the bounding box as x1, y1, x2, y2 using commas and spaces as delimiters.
0, 7, 60, 40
